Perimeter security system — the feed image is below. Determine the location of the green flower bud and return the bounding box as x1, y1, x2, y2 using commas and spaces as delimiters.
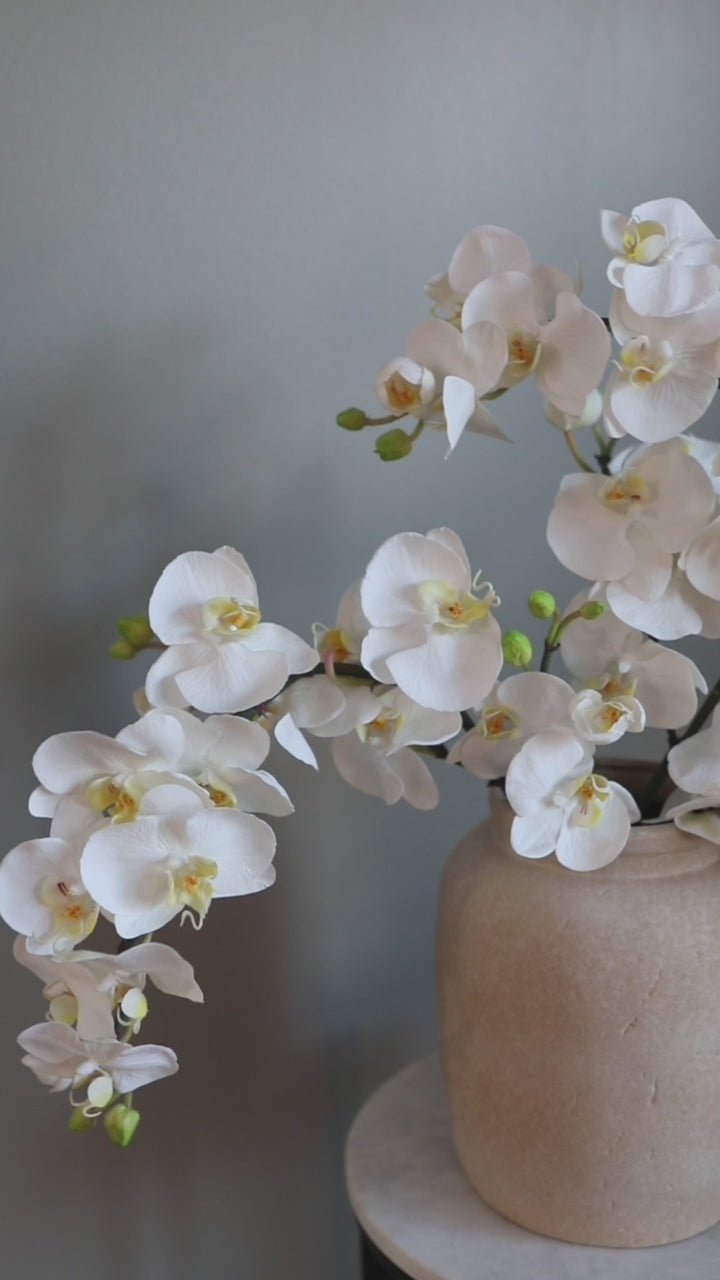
68, 1108, 96, 1133
375, 428, 413, 461
580, 601, 606, 621
108, 639, 136, 660
104, 1103, 141, 1148
527, 590, 556, 620
116, 615, 154, 648
336, 407, 368, 432
502, 630, 533, 668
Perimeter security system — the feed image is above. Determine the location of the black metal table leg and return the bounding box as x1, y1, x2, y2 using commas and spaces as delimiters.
359, 1228, 410, 1279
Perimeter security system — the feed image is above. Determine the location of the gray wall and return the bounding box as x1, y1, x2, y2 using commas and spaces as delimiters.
2, 3, 719, 1277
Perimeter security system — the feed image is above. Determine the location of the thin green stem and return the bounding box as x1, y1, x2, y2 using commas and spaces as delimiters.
365, 413, 406, 428
563, 430, 595, 473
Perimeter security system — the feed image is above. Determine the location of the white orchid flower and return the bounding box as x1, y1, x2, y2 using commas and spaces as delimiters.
664, 716, 720, 841
422, 222, 530, 317
375, 357, 437, 418
461, 270, 610, 416
447, 672, 574, 779
80, 784, 276, 938
425, 224, 532, 317
505, 731, 639, 870
547, 439, 715, 603
606, 559, 720, 642
330, 686, 460, 810
405, 317, 509, 452
360, 527, 503, 713
603, 291, 720, 442
18, 1021, 178, 1114
601, 197, 720, 318
569, 687, 645, 744
0, 836, 98, 954
559, 589, 706, 728
145, 546, 317, 713
135, 709, 293, 817
14, 937, 203, 1042
261, 675, 379, 769
29, 710, 186, 821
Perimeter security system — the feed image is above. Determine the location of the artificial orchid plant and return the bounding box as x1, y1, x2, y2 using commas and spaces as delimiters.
4, 196, 720, 1143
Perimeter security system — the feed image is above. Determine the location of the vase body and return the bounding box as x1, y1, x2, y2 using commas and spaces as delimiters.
436, 782, 720, 1247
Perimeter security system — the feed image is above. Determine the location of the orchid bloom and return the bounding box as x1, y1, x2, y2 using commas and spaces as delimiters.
461, 268, 610, 416
360, 527, 503, 712
665, 714, 720, 842
18, 1021, 178, 1115
604, 291, 720, 443
547, 439, 716, 638
330, 686, 460, 810
375, 357, 437, 419
405, 317, 509, 452
447, 672, 574, 779
0, 836, 98, 954
505, 731, 639, 871
601, 197, 720, 318
145, 546, 317, 713
560, 588, 707, 728
14, 937, 203, 1042
80, 784, 276, 937
425, 224, 533, 318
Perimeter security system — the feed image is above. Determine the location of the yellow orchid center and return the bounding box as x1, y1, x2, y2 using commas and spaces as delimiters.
621, 218, 667, 264
419, 577, 499, 629
171, 856, 218, 924
321, 627, 353, 663
597, 703, 626, 733
203, 780, 236, 808
503, 328, 540, 386
477, 706, 519, 740
39, 877, 99, 945
596, 669, 637, 700
202, 596, 261, 637
358, 707, 404, 749
571, 773, 611, 828
382, 370, 427, 415
87, 778, 140, 823
598, 471, 649, 512
619, 336, 673, 386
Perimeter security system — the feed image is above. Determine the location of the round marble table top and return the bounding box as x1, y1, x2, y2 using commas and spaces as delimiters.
344, 1053, 720, 1280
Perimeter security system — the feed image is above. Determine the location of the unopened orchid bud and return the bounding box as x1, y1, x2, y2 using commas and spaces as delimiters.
502, 630, 533, 668
580, 601, 606, 621
116, 616, 155, 648
104, 1103, 141, 1148
108, 639, 136, 660
336, 407, 368, 432
375, 428, 413, 461
528, 590, 556, 620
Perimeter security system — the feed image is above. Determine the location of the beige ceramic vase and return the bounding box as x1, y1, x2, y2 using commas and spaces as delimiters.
436, 771, 720, 1247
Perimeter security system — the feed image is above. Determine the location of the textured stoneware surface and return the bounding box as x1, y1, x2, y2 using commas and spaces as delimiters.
436, 785, 720, 1247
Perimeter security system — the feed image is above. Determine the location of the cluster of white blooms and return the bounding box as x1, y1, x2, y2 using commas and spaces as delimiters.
375, 223, 611, 454
6, 196, 720, 1139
